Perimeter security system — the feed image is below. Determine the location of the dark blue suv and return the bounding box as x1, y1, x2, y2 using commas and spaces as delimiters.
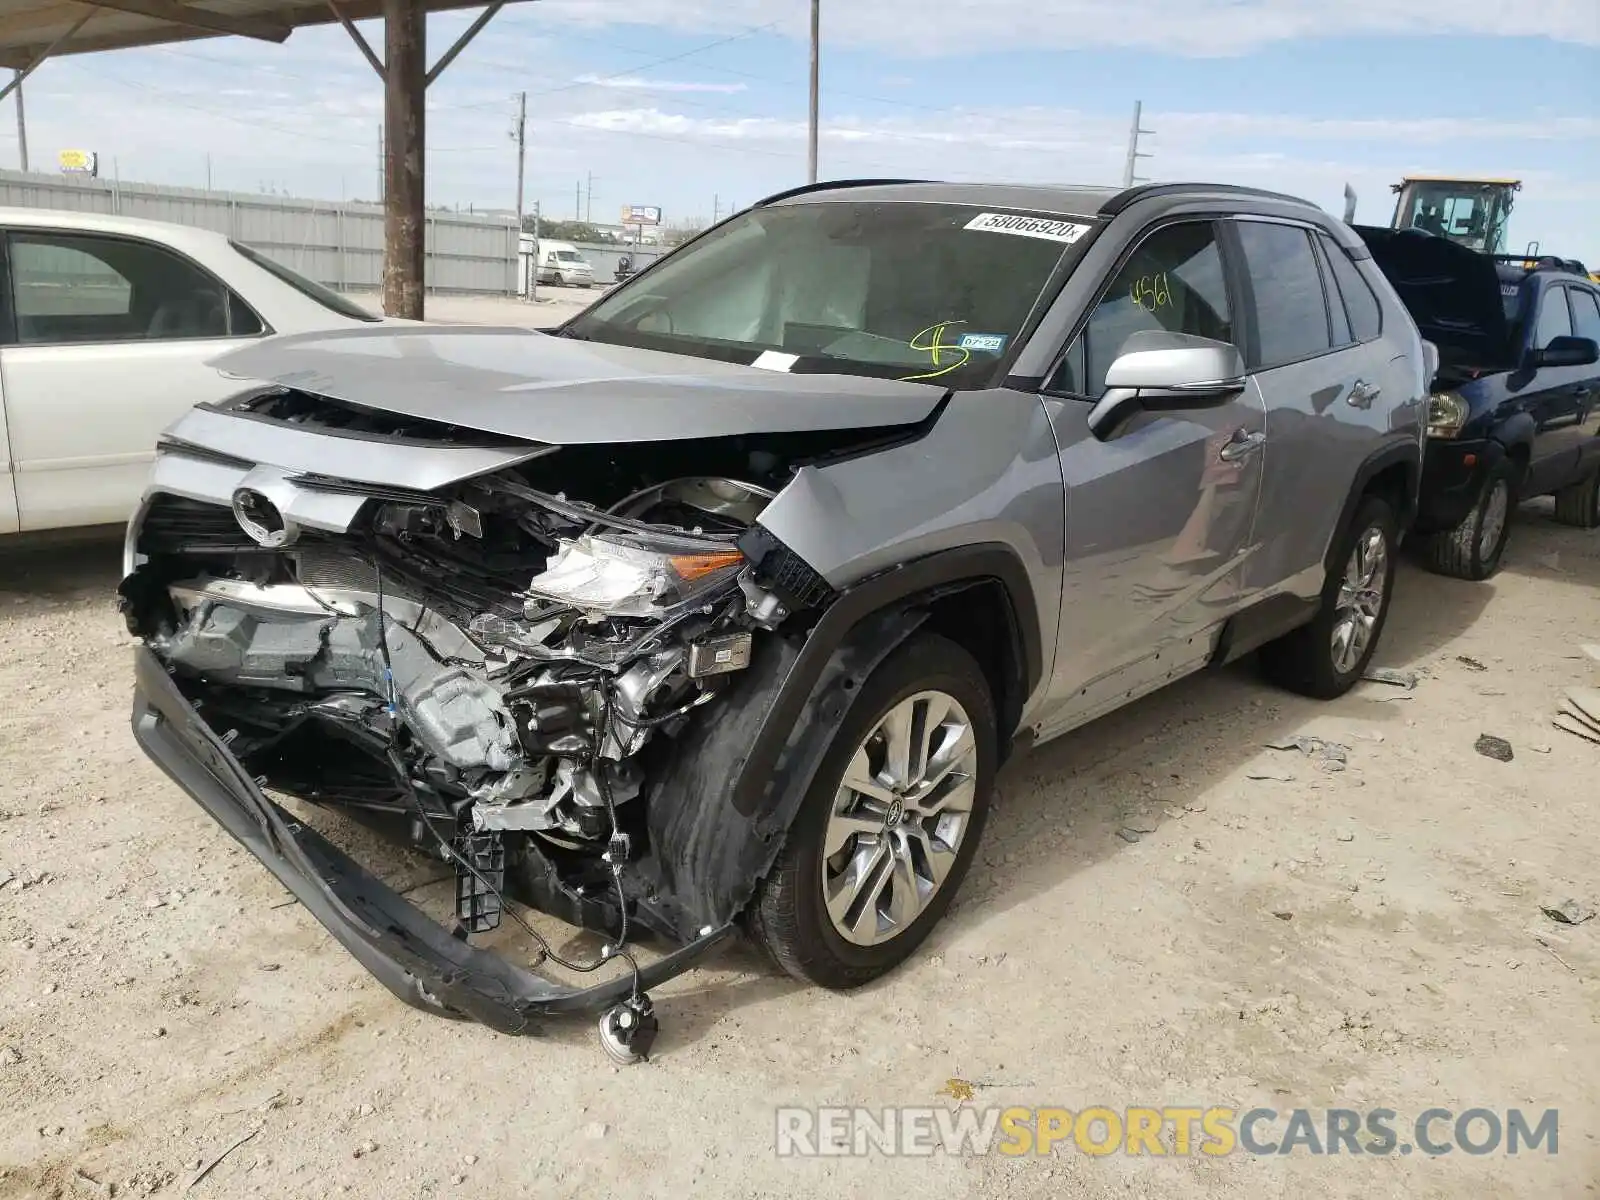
1359, 227, 1600, 579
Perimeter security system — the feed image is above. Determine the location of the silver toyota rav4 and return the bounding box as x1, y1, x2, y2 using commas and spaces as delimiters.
122, 180, 1427, 1054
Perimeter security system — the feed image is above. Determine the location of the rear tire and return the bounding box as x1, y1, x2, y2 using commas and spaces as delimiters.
1258, 495, 1398, 699
1419, 459, 1517, 580
1552, 468, 1600, 529
749, 634, 996, 990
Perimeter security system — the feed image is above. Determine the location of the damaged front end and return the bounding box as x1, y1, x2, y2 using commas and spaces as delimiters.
123, 387, 870, 1036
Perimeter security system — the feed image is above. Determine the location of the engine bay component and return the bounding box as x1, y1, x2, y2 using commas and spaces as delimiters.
687, 632, 753, 678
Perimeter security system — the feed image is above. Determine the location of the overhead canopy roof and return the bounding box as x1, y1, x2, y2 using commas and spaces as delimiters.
0, 0, 502, 68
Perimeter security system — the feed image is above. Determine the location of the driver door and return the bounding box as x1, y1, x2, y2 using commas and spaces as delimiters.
1035, 218, 1266, 733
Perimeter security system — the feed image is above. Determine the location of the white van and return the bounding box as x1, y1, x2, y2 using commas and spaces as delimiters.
534, 240, 595, 288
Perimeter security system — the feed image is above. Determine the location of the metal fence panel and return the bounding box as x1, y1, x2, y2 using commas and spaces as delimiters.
0, 169, 517, 296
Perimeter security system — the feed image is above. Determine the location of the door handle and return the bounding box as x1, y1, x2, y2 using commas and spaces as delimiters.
1218, 429, 1267, 462
1348, 380, 1382, 408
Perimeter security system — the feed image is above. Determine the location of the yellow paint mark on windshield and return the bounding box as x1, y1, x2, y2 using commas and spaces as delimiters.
900, 321, 972, 381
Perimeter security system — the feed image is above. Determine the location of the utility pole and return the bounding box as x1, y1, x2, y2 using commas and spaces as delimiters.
1122, 100, 1154, 187
512, 90, 529, 302
512, 90, 526, 228
585, 171, 593, 223
712, 193, 719, 222
806, 0, 820, 183
205, 153, 212, 191
12, 70, 26, 173
575, 179, 581, 221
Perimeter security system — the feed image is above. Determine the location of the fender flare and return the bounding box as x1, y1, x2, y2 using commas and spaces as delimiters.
735, 542, 1042, 818
1490, 413, 1537, 476
620, 542, 1042, 937
1325, 440, 1421, 572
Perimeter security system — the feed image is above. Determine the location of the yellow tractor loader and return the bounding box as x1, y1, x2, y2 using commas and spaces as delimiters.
1343, 175, 1597, 282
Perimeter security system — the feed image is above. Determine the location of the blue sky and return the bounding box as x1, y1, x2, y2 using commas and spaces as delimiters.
16, 1, 1600, 261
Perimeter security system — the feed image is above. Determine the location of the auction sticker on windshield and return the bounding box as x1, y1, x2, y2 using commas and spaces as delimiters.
964, 212, 1091, 243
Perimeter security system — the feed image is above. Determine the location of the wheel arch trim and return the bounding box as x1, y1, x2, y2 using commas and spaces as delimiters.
732, 542, 1042, 820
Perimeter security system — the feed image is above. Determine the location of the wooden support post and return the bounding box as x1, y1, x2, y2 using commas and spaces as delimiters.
382, 0, 425, 320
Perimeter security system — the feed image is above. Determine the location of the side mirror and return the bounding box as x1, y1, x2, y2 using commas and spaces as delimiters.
1421, 339, 1441, 386
1087, 331, 1249, 442
1533, 335, 1599, 369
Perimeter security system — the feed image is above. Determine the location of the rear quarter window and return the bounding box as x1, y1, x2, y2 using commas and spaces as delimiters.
1317, 232, 1383, 342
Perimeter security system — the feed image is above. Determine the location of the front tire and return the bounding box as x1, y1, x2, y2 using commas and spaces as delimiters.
1552, 468, 1600, 529
750, 634, 996, 990
1419, 459, 1516, 580
1258, 494, 1399, 699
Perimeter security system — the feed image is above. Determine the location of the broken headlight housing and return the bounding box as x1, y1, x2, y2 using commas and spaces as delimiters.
525, 533, 744, 620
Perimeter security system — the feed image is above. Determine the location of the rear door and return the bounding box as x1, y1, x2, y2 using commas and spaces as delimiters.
1228, 218, 1407, 600
0, 228, 265, 532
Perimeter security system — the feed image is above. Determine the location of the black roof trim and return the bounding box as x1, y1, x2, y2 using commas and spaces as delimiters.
752, 178, 936, 207
1100, 182, 1318, 216
1490, 253, 1591, 279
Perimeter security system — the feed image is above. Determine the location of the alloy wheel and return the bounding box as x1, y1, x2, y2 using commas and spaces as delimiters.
1331, 525, 1389, 675
820, 690, 978, 947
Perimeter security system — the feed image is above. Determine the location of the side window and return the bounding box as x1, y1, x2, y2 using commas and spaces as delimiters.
1047, 221, 1232, 396
9, 232, 241, 346
1235, 221, 1332, 368
1317, 231, 1383, 342
1566, 289, 1600, 345
1534, 286, 1572, 349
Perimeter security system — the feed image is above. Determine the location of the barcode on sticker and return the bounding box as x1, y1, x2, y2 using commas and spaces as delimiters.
964, 212, 1091, 244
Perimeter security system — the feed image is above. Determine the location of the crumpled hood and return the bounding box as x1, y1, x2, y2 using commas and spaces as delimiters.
1354, 224, 1514, 372
208, 324, 945, 445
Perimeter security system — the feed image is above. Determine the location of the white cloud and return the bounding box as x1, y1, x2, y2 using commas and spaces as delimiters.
564, 104, 1600, 155
536, 0, 1600, 55
573, 74, 748, 93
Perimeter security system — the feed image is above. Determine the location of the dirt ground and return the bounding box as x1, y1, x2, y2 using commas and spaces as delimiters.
1, 503, 1597, 1200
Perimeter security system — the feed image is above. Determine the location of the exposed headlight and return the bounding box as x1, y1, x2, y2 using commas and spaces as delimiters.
1426, 391, 1470, 438
524, 534, 744, 619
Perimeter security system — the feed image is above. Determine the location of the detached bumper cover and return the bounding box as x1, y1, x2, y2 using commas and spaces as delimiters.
130, 646, 733, 1034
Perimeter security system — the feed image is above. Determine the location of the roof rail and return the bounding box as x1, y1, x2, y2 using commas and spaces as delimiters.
1491, 252, 1590, 277
1100, 181, 1318, 216
752, 178, 935, 207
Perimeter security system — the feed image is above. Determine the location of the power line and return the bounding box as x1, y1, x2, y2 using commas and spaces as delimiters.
432, 20, 781, 113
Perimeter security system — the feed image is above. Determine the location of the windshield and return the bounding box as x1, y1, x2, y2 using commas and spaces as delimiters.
564, 201, 1095, 387
555, 250, 585, 263
230, 241, 380, 322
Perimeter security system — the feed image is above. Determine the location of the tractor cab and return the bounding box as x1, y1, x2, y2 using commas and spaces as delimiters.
1390, 176, 1520, 256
